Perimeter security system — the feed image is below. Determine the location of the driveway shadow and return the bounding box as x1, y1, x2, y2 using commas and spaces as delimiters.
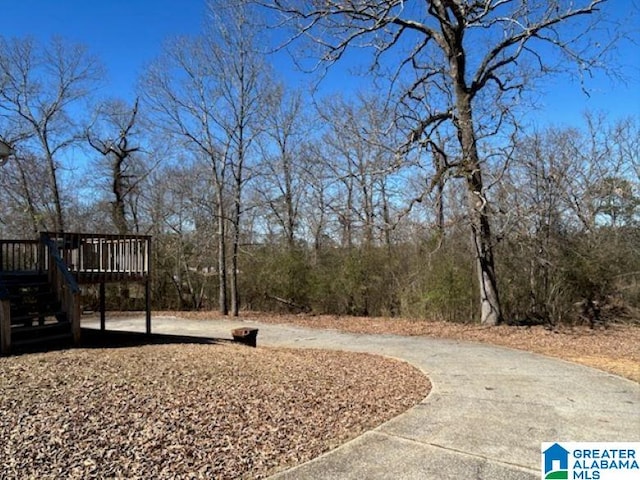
5, 328, 232, 357
81, 328, 231, 349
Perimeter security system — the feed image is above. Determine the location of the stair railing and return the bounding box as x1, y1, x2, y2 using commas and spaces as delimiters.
41, 234, 81, 345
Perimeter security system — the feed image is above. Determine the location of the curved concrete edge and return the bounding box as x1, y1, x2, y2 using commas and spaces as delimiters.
82, 316, 640, 480
267, 393, 540, 480
268, 430, 539, 480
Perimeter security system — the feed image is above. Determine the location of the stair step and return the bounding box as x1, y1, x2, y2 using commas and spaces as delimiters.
12, 319, 70, 332
11, 302, 60, 310
12, 294, 61, 303
12, 298, 60, 310
1, 271, 68, 328
11, 312, 67, 325
2, 270, 77, 352
11, 295, 59, 303
9, 284, 53, 291
10, 305, 59, 315
8, 287, 53, 295
12, 333, 73, 349
10, 310, 60, 318
1, 276, 48, 286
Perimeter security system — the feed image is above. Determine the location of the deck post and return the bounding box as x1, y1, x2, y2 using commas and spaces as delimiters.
145, 278, 151, 335
38, 232, 46, 273
99, 281, 106, 331
0, 298, 10, 354
70, 290, 81, 346
145, 237, 151, 335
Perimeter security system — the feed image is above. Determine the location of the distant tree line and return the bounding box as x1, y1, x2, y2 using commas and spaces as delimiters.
0, 1, 637, 326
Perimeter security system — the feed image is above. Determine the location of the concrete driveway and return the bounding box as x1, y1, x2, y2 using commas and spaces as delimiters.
84, 316, 640, 480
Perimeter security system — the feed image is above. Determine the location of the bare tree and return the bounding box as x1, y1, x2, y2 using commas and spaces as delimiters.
258, 0, 618, 324
0, 36, 103, 232
205, 2, 271, 316
142, 35, 231, 314
494, 113, 639, 323
299, 142, 332, 254
0, 151, 51, 236
144, 161, 216, 310
143, 1, 270, 315
567, 114, 639, 230
257, 87, 307, 248
316, 93, 399, 248
86, 98, 145, 234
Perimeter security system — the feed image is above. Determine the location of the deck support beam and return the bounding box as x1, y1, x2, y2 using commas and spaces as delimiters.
99, 281, 106, 331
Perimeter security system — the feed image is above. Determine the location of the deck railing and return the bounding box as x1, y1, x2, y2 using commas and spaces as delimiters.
0, 233, 151, 279
0, 240, 42, 272
40, 232, 151, 279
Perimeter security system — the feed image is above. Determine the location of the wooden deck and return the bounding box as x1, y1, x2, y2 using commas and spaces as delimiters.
45, 232, 151, 283
0, 232, 152, 354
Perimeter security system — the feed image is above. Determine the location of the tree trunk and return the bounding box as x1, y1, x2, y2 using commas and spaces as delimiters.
112, 157, 129, 235
468, 189, 503, 325
380, 180, 392, 250
433, 146, 446, 240
457, 96, 503, 325
45, 149, 65, 232
230, 190, 241, 317
216, 191, 228, 315
230, 109, 244, 318
14, 157, 41, 236
283, 155, 296, 249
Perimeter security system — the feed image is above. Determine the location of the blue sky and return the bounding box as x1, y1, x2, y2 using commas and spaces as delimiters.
1, 0, 639, 127
1, 0, 207, 99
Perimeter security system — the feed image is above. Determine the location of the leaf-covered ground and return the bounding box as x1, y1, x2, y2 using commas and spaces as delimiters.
0, 343, 429, 480
3, 312, 637, 479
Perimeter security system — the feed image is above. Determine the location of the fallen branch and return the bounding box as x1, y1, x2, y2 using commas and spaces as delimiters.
266, 294, 312, 313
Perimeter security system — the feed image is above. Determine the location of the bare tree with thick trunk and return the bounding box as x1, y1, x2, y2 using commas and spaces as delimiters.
86, 98, 143, 235
258, 0, 617, 324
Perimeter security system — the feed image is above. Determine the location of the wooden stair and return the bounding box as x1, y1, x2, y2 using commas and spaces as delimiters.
1, 231, 152, 354
1, 272, 73, 350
